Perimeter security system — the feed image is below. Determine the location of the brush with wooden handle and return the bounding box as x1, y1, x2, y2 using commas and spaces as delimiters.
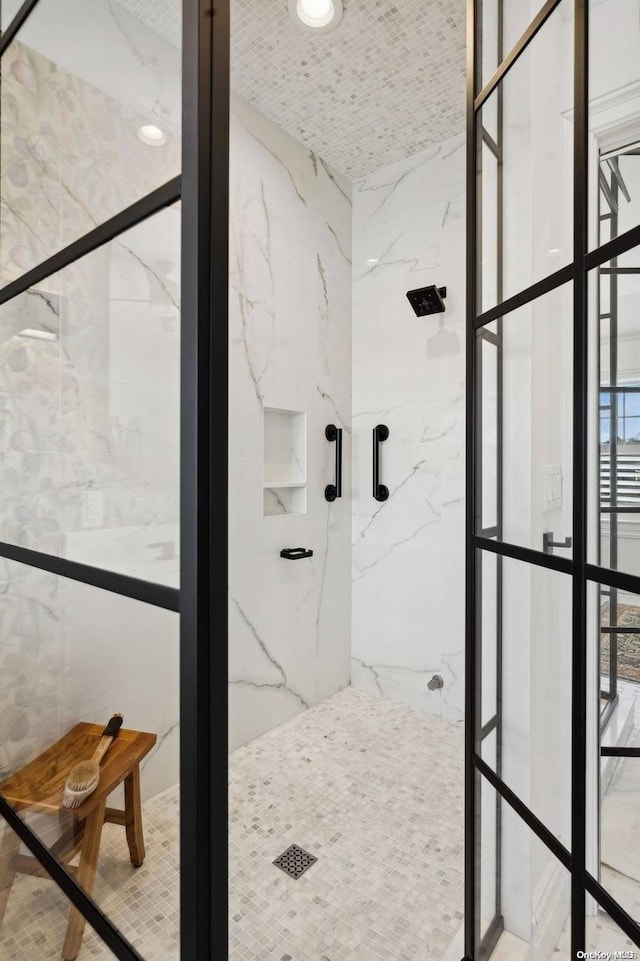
62, 714, 123, 809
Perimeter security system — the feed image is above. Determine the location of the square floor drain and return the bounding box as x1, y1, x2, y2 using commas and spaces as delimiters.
273, 844, 317, 879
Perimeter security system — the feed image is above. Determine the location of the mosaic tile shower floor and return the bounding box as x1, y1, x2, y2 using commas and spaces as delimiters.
0, 687, 465, 960
228, 687, 464, 961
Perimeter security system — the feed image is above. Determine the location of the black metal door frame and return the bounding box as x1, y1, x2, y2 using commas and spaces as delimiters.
465, 0, 640, 958
0, 1, 229, 958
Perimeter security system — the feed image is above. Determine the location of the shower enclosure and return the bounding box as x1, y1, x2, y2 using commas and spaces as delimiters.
467, 0, 640, 958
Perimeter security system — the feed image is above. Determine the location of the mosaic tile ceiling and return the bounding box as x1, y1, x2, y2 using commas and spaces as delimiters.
118, 0, 467, 180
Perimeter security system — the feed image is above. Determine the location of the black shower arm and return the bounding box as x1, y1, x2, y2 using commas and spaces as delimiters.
325, 424, 343, 502
373, 424, 389, 502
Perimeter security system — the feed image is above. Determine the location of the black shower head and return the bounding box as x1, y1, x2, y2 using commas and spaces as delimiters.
406, 285, 447, 317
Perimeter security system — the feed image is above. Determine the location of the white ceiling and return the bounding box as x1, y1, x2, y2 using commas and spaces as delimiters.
117, 0, 467, 181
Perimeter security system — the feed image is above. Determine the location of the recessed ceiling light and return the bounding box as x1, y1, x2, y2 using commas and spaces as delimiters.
137, 124, 167, 147
289, 0, 343, 33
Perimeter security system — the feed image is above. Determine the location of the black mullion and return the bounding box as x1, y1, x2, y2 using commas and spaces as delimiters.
599, 267, 640, 274
0, 540, 179, 611
481, 715, 498, 739
481, 127, 500, 160
0, 177, 181, 307
599, 692, 619, 734
0, 798, 144, 961
480, 525, 498, 538
601, 626, 640, 634
602, 506, 640, 513
474, 757, 572, 870
586, 222, 640, 271
464, 0, 479, 955
601, 746, 640, 757
475, 263, 574, 329
479, 327, 500, 347
584, 874, 640, 948
474, 534, 573, 575
0, 0, 40, 56
572, 0, 588, 955
179, 0, 229, 958
474, 0, 563, 111
587, 562, 640, 595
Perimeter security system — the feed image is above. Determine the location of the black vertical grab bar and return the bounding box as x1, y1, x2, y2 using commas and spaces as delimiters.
325, 424, 343, 502
373, 424, 389, 501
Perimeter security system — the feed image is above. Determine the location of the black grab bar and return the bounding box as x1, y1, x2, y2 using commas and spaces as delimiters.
325, 424, 343, 502
373, 424, 389, 502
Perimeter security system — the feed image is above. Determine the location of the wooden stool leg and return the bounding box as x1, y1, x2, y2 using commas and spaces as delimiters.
124, 765, 145, 867
0, 821, 20, 923
62, 800, 106, 961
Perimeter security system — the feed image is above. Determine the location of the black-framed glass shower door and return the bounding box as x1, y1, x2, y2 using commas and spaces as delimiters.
466, 1, 640, 959
0, 1, 226, 960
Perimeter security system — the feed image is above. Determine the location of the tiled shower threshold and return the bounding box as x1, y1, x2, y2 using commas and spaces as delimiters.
1, 687, 464, 960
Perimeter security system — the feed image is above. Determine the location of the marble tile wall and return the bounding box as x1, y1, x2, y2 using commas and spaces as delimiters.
0, 3, 181, 798
228, 94, 352, 751
350, 135, 466, 722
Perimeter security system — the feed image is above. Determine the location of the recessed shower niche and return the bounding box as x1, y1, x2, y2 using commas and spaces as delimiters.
262, 407, 307, 516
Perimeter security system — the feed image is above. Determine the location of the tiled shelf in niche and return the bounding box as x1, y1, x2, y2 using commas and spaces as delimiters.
263, 407, 307, 517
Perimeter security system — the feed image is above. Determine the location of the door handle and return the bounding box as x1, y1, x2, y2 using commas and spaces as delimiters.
542, 531, 572, 555
325, 424, 343, 502
373, 424, 389, 502
280, 548, 313, 560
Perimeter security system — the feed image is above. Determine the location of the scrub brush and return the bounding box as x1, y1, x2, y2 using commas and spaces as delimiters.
62, 714, 123, 809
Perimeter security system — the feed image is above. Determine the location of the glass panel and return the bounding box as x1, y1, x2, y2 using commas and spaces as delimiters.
478, 283, 573, 557
479, 768, 498, 941
590, 245, 640, 580
479, 551, 572, 847
0, 812, 125, 960
480, 335, 498, 531
481, 141, 499, 313
0, 0, 181, 286
479, 0, 573, 312
477, 776, 571, 959
589, 0, 640, 252
0, 204, 180, 585
502, 3, 556, 69
479, 1, 556, 92
478, 0, 499, 132
0, 557, 179, 958
588, 578, 640, 926
0, 0, 23, 29
481, 550, 498, 728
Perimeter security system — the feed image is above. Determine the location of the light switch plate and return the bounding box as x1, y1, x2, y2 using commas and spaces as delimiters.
82, 489, 104, 528
543, 465, 562, 512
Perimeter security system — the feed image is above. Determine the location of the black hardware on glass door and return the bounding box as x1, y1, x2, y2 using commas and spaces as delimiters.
325, 424, 343, 502
373, 424, 389, 502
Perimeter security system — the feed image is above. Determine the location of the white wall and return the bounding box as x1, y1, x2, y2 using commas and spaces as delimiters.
350, 134, 466, 722
227, 95, 352, 750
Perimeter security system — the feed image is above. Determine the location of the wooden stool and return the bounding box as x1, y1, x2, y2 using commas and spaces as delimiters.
0, 723, 156, 960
